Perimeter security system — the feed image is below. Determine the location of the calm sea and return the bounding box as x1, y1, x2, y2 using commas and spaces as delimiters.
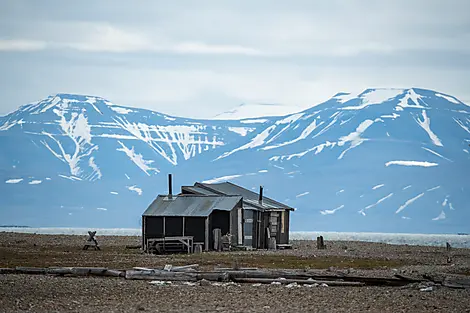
1, 227, 469, 248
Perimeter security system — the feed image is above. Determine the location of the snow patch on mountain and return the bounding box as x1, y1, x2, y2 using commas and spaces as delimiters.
337, 119, 379, 159
5, 178, 23, 184
202, 174, 244, 184
435, 93, 460, 104
320, 205, 344, 215
415, 110, 443, 146
216, 125, 276, 160
396, 89, 426, 111
296, 192, 310, 198
127, 185, 142, 195
432, 210, 446, 221
117, 141, 159, 175
110, 106, 134, 115
427, 186, 441, 192
364, 193, 394, 211
385, 161, 438, 167
372, 184, 385, 190
341, 89, 403, 110
396, 193, 425, 214
422, 147, 452, 162
263, 119, 323, 150
228, 127, 254, 136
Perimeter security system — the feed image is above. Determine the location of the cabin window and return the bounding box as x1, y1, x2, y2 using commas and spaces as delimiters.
281, 211, 285, 234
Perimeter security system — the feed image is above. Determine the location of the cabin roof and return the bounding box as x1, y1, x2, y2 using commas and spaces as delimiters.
194, 181, 294, 211
143, 195, 242, 217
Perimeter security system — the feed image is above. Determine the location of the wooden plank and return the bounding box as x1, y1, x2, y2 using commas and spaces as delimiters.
205, 217, 209, 251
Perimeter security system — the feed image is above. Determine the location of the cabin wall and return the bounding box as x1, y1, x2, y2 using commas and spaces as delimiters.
184, 217, 206, 243
165, 217, 183, 237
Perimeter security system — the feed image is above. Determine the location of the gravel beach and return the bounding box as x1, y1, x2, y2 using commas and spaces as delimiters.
1, 232, 469, 313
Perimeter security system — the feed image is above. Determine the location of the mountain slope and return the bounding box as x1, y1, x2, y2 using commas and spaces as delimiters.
1, 89, 469, 233
180, 88, 470, 233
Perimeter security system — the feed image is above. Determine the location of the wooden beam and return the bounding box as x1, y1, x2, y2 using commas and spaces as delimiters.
205, 217, 209, 251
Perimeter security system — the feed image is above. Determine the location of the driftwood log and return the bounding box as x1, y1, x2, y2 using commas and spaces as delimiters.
2, 266, 467, 289
233, 277, 365, 286
8, 267, 125, 277
125, 270, 229, 282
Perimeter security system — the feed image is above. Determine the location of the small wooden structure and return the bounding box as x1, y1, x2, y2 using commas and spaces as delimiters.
82, 231, 100, 251
142, 175, 243, 253
142, 174, 295, 253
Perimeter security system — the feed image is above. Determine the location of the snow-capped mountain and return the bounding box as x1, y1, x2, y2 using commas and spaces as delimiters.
1, 89, 469, 233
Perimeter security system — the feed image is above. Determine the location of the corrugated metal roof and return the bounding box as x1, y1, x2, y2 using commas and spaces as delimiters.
181, 186, 217, 196
143, 195, 242, 217
196, 182, 294, 211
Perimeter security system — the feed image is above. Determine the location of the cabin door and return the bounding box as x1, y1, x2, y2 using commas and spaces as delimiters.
243, 210, 254, 247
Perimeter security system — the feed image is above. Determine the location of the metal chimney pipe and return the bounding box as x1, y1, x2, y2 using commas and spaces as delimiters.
259, 186, 263, 204
168, 174, 173, 199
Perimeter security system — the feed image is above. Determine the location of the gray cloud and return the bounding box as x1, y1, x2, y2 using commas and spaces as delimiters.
1, 0, 469, 117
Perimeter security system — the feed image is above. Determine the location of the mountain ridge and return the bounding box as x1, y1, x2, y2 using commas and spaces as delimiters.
1, 87, 469, 233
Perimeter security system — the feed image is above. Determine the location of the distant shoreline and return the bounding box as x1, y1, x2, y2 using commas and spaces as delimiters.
1, 227, 469, 248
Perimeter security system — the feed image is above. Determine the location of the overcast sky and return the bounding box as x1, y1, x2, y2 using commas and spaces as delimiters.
1, 0, 469, 118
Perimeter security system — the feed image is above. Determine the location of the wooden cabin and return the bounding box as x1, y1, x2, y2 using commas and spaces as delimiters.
142, 175, 294, 252
142, 194, 242, 252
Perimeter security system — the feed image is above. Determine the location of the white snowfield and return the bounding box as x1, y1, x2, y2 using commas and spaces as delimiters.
385, 161, 438, 167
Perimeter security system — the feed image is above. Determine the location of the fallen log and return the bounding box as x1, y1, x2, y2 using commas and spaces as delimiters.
46, 267, 74, 275
227, 270, 421, 286
15, 267, 47, 274
233, 277, 365, 286
0, 268, 15, 274
125, 270, 197, 281
125, 270, 229, 282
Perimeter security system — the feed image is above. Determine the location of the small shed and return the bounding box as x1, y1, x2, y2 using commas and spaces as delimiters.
142, 194, 242, 252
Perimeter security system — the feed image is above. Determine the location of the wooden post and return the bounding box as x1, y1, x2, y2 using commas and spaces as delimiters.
213, 228, 222, 251
142, 216, 146, 252
182, 217, 185, 237
205, 217, 209, 251
317, 236, 325, 249
163, 217, 166, 237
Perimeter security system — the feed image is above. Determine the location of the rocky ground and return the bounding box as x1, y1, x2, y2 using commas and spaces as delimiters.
0, 232, 469, 312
